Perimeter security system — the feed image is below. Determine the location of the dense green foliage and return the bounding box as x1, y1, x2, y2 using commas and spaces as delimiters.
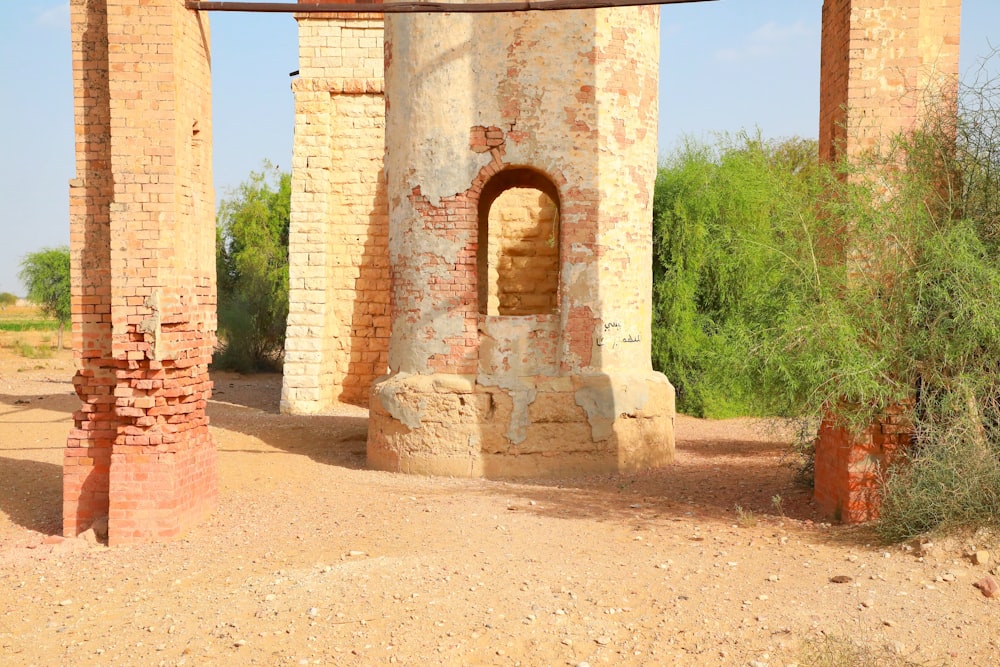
651, 77, 1000, 539
215, 164, 291, 372
651, 134, 823, 418
19, 247, 71, 348
0, 293, 16, 310
867, 83, 1000, 540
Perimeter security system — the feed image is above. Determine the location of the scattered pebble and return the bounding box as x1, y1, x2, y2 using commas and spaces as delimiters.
887, 641, 906, 655
974, 576, 999, 598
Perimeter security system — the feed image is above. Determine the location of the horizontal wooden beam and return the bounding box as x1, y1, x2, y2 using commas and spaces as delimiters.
186, 0, 716, 14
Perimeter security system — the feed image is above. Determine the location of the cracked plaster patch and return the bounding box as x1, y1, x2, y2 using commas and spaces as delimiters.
574, 376, 651, 441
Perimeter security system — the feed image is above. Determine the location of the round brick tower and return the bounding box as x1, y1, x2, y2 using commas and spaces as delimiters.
368, 5, 675, 477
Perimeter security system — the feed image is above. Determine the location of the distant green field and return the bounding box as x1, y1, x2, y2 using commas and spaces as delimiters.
0, 305, 59, 332
0, 319, 59, 332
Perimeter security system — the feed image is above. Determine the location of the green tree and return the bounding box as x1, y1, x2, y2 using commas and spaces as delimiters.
19, 247, 71, 348
215, 163, 291, 372
0, 292, 16, 311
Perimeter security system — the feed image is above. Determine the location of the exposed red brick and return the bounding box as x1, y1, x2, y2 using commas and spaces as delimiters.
66, 0, 217, 544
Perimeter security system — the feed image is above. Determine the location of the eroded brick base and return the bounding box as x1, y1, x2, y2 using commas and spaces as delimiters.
64, 367, 117, 536
814, 405, 912, 523
108, 432, 217, 544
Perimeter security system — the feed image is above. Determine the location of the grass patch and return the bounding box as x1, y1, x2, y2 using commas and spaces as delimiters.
0, 305, 59, 332
0, 319, 59, 332
801, 634, 946, 667
876, 389, 1000, 542
9, 338, 53, 359
734, 505, 757, 528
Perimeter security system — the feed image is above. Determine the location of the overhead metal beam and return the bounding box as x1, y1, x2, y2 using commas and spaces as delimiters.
186, 0, 716, 14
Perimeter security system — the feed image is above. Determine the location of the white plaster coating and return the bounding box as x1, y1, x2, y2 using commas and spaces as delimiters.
385, 14, 491, 207
385, 186, 468, 373
573, 373, 666, 442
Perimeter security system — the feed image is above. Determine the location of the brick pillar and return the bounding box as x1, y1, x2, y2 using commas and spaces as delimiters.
369, 5, 674, 477
67, 0, 217, 544
815, 0, 960, 522
281, 8, 389, 413
814, 405, 913, 523
65, 0, 117, 538
820, 0, 962, 164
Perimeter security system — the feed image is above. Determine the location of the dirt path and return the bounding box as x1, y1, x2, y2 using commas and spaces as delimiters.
1, 344, 998, 666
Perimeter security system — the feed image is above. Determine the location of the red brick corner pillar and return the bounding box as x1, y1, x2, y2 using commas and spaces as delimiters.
813, 407, 912, 523
66, 0, 218, 544
815, 0, 960, 522
819, 0, 962, 165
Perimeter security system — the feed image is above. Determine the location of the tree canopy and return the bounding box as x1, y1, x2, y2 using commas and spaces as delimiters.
19, 246, 71, 348
215, 163, 291, 372
651, 133, 822, 418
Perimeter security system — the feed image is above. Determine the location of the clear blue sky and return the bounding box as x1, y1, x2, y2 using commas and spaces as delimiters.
1, 1, 997, 295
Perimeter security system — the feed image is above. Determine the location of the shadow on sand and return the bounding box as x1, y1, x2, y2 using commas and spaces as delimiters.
0, 392, 74, 535
1, 371, 839, 542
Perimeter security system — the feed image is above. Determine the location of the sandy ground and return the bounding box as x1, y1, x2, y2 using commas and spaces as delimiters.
1, 334, 999, 666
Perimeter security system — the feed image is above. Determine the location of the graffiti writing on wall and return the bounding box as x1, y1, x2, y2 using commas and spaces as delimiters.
596, 321, 641, 349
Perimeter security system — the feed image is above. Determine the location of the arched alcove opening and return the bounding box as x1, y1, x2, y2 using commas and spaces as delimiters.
476, 168, 560, 316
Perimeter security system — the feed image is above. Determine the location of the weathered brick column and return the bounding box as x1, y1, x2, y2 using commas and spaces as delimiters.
814, 404, 913, 523
815, 0, 960, 522
369, 5, 674, 477
65, 0, 116, 538
66, 0, 217, 544
281, 4, 389, 413
820, 0, 961, 164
